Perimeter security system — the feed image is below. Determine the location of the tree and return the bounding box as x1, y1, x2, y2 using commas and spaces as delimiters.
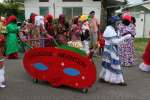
0, 3, 6, 16
0, 1, 20, 17
4, 0, 15, 3
100, 0, 107, 32
100, 0, 127, 32
5, 2, 20, 16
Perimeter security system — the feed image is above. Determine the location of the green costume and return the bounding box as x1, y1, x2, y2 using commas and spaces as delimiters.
5, 23, 19, 55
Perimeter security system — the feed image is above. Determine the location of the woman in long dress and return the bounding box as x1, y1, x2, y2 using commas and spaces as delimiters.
0, 16, 6, 88
99, 16, 131, 86
5, 15, 19, 59
118, 15, 136, 67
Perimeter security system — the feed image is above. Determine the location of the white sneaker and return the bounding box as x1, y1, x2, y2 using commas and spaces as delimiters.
0, 83, 6, 88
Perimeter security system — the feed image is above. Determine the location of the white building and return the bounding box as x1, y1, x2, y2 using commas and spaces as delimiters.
123, 1, 150, 37
24, 0, 101, 22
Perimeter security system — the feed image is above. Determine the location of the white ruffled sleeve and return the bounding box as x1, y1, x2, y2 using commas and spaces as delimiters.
111, 34, 131, 44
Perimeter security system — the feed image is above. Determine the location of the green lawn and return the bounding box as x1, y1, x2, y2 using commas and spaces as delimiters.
134, 38, 149, 54
93, 38, 149, 66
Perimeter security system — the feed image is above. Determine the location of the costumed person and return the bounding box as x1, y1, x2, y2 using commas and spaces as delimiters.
44, 14, 55, 47
34, 15, 46, 48
139, 37, 150, 72
70, 16, 81, 41
80, 15, 90, 54
35, 15, 53, 48
55, 14, 69, 45
99, 16, 131, 86
29, 13, 38, 25
45, 14, 55, 37
19, 21, 28, 42
0, 16, 6, 88
88, 11, 100, 57
68, 16, 83, 49
118, 15, 136, 67
5, 15, 19, 59
56, 14, 69, 35
98, 32, 105, 55
0, 16, 6, 57
26, 13, 38, 47
0, 57, 5, 88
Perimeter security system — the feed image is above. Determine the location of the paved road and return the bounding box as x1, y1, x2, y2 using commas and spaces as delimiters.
0, 54, 150, 100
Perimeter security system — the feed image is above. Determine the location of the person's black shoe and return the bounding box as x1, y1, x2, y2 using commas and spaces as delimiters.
118, 83, 127, 86
98, 78, 107, 83
110, 82, 127, 86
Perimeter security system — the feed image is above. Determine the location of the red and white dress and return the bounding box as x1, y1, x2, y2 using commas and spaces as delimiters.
139, 40, 150, 72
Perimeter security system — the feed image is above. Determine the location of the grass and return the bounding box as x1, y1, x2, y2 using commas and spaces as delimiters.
134, 38, 149, 54
93, 38, 149, 61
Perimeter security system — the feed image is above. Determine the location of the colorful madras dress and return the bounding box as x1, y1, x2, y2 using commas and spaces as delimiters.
118, 23, 136, 66
99, 26, 131, 84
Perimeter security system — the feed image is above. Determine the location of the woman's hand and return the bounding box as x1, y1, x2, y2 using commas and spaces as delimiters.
46, 34, 53, 39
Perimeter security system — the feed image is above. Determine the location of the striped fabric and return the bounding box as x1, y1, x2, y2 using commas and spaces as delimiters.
102, 45, 121, 74
99, 43, 124, 83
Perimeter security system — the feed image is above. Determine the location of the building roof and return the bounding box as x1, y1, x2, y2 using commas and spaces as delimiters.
124, 1, 150, 10
107, 0, 126, 8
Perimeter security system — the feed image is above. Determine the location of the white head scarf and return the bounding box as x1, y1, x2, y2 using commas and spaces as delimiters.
103, 25, 117, 38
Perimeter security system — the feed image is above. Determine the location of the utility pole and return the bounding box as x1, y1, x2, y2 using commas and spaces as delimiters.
52, 0, 55, 19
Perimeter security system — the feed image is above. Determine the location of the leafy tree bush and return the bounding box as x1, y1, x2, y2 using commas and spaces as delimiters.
0, 2, 19, 17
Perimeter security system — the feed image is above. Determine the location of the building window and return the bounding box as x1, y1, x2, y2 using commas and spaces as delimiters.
39, 0, 49, 2
39, 7, 49, 16
63, 7, 82, 22
63, 0, 82, 2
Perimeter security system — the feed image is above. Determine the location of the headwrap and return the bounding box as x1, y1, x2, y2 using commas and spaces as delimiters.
73, 16, 79, 25
110, 16, 120, 24
45, 14, 54, 36
104, 16, 119, 38
59, 14, 65, 25
103, 26, 117, 38
122, 15, 132, 23
87, 16, 92, 21
79, 15, 88, 22
6, 15, 17, 25
46, 14, 53, 22
30, 13, 38, 24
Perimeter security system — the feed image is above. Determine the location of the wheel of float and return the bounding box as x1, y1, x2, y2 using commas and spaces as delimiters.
33, 78, 39, 83
82, 88, 88, 94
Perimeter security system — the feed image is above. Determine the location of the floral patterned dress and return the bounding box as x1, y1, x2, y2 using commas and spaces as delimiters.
70, 24, 82, 41
118, 23, 136, 66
